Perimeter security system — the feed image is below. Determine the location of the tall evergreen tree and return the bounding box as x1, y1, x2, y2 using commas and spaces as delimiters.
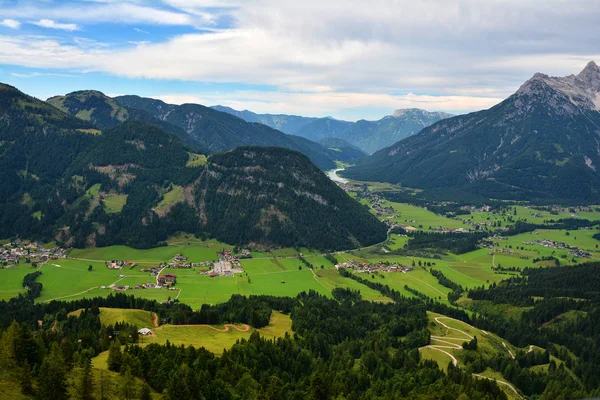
36, 344, 67, 400
107, 339, 122, 372
74, 357, 95, 400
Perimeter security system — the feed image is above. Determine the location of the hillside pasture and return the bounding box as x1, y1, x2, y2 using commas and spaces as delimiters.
103, 194, 128, 213
145, 311, 292, 354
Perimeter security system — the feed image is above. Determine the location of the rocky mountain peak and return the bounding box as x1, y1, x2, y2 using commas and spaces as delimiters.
517, 61, 600, 111
576, 60, 600, 91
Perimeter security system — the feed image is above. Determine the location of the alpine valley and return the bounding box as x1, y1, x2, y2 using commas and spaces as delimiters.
3, 60, 600, 400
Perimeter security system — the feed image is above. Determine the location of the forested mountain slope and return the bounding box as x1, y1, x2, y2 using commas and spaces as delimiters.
195, 147, 386, 249
344, 62, 600, 201
115, 95, 359, 169
0, 83, 386, 250
47, 90, 198, 149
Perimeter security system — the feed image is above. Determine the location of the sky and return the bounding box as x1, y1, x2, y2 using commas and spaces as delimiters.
0, 0, 599, 121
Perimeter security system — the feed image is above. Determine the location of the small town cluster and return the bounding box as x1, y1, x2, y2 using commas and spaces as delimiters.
1, 240, 67, 268
335, 259, 414, 273
523, 239, 592, 258
103, 250, 250, 293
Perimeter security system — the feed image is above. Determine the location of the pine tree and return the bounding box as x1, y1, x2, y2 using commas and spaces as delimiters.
18, 360, 34, 395
119, 367, 137, 400
166, 364, 191, 400
75, 357, 95, 400
36, 344, 67, 400
140, 383, 152, 400
107, 339, 122, 372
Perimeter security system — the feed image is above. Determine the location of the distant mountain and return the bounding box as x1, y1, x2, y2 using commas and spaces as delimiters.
343, 61, 600, 202
294, 118, 354, 142
211, 105, 320, 134
318, 137, 367, 161
0, 83, 386, 250
115, 95, 356, 170
212, 105, 451, 153
47, 90, 203, 150
340, 109, 453, 154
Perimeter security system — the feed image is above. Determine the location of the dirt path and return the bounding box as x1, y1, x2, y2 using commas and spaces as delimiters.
434, 316, 475, 339
420, 316, 523, 399
310, 268, 332, 293
473, 374, 522, 398
167, 323, 251, 332
151, 312, 159, 328
503, 342, 515, 359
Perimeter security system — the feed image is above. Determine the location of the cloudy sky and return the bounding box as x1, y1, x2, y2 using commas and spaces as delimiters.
0, 0, 599, 121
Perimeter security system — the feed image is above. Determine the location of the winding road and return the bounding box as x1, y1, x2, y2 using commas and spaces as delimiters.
171, 323, 250, 333
420, 316, 523, 399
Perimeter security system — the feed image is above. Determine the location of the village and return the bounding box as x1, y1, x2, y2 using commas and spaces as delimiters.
335, 259, 414, 274
104, 249, 250, 293
0, 239, 68, 268
523, 239, 592, 258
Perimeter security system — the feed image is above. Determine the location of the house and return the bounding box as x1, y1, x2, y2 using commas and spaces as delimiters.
138, 328, 152, 335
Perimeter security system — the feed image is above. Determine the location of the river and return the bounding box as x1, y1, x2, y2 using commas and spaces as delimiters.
326, 168, 348, 184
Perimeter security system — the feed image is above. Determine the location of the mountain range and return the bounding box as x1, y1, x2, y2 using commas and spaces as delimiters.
0, 83, 386, 250
48, 91, 362, 170
343, 61, 600, 202
213, 106, 452, 154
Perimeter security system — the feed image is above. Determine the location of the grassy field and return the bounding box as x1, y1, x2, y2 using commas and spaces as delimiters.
383, 201, 469, 230
103, 194, 128, 214
186, 152, 207, 167
0, 263, 36, 300
69, 307, 155, 328
69, 238, 232, 263
466, 205, 600, 226
155, 185, 184, 214
143, 311, 291, 354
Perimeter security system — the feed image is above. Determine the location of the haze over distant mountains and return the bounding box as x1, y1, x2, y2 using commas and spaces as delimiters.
343, 61, 600, 202
213, 105, 452, 154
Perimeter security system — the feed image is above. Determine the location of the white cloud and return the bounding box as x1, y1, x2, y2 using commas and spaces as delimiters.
1, 3, 196, 27
32, 19, 79, 31
1, 19, 21, 29
11, 72, 79, 78
1, 0, 600, 119
155, 90, 503, 120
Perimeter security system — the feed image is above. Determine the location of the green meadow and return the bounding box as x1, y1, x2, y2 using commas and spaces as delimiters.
103, 194, 128, 213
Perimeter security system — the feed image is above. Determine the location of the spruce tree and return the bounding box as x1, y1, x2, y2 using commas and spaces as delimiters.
75, 357, 95, 400
107, 339, 122, 372
36, 344, 67, 400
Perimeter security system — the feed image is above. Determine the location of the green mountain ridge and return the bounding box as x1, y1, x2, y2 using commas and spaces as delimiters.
115, 95, 359, 169
343, 62, 600, 202
0, 83, 386, 250
47, 90, 206, 151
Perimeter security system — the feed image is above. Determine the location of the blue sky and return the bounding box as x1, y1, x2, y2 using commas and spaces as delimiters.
0, 0, 599, 121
